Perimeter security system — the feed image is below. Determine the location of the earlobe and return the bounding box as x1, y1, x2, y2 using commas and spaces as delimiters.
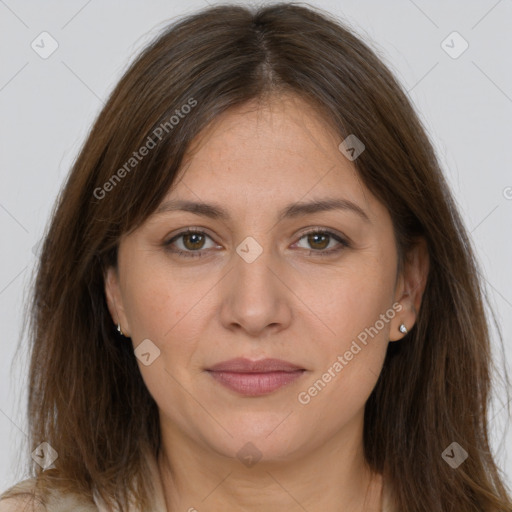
390, 237, 430, 341
104, 266, 130, 337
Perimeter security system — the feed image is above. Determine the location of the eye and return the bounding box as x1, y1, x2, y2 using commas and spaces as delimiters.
163, 228, 218, 258
294, 228, 350, 256
164, 227, 350, 259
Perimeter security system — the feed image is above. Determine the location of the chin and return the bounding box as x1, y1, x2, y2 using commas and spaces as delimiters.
200, 416, 309, 463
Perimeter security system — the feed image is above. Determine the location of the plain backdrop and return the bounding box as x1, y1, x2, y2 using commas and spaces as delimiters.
1, 0, 511, 494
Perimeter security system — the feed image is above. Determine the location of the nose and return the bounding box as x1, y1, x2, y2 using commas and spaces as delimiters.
219, 241, 293, 337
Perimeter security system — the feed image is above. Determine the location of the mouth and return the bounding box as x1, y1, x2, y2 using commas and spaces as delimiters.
206, 358, 306, 396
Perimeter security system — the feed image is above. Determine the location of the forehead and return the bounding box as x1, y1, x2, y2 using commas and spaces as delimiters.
181, 94, 345, 177
159, 93, 384, 224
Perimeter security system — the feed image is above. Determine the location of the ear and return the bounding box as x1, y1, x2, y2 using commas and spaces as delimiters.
104, 265, 131, 338
390, 236, 430, 341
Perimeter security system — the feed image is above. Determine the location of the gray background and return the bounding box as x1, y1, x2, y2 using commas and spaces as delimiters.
1, 0, 511, 493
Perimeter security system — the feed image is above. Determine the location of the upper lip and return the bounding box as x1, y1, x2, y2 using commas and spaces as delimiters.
207, 358, 304, 373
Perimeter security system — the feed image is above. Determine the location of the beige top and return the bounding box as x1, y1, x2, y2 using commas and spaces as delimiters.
0, 453, 395, 511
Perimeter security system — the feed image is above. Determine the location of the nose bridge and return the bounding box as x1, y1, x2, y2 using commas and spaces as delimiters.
233, 234, 279, 298
219, 234, 291, 334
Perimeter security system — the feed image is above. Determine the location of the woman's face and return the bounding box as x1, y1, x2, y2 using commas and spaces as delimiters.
106, 94, 417, 463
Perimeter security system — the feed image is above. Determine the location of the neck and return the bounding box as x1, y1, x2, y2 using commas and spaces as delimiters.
157, 413, 383, 512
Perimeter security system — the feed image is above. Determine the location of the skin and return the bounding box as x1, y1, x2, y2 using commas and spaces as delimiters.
105, 93, 429, 512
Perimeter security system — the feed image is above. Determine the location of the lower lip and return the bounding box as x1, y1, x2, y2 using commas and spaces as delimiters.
207, 370, 305, 396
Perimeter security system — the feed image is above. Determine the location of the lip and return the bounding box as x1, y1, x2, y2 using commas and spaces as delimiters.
208, 357, 304, 373
206, 358, 306, 396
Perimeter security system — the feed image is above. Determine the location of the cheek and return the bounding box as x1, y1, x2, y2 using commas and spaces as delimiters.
121, 262, 217, 400
121, 256, 210, 340
297, 265, 396, 416
297, 263, 395, 406
122, 269, 209, 420
123, 282, 170, 340
314, 262, 396, 347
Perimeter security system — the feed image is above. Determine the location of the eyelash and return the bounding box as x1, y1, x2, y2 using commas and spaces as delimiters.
163, 227, 350, 259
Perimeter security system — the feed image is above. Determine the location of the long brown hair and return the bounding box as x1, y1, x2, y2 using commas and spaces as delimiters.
3, 3, 511, 511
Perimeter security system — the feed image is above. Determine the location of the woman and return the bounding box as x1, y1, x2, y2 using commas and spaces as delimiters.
0, 3, 510, 511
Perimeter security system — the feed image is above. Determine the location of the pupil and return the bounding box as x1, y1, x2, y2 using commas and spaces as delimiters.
309, 233, 328, 249
185, 233, 204, 249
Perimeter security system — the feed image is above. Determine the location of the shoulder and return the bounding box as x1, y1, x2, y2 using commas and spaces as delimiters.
0, 478, 98, 512
0, 478, 44, 512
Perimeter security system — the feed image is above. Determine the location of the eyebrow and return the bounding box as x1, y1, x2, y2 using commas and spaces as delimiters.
155, 197, 371, 223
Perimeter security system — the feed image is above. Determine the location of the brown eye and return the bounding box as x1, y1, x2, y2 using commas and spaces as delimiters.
164, 229, 218, 258
306, 232, 331, 250
182, 232, 206, 250
295, 228, 350, 256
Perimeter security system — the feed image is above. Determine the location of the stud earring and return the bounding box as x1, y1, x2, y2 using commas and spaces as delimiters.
117, 323, 124, 336
399, 323, 408, 334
